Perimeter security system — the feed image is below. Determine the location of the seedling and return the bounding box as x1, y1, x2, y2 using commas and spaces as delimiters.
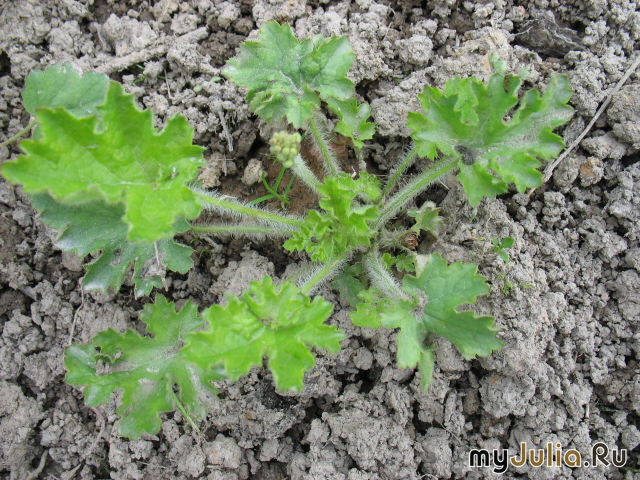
1, 22, 573, 439
495, 270, 533, 296
132, 63, 166, 84
132, 64, 148, 84
491, 236, 515, 262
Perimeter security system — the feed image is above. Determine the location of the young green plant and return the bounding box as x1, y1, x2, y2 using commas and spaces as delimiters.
492, 236, 515, 262
1, 23, 573, 439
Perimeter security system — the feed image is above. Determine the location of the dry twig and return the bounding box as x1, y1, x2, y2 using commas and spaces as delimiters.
67, 289, 85, 347
59, 465, 82, 480
527, 53, 640, 198
94, 27, 210, 75
22, 450, 48, 480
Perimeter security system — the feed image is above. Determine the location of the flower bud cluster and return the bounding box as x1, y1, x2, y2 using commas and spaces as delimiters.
269, 131, 302, 168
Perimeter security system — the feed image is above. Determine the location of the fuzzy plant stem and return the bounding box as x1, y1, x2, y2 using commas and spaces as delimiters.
381, 146, 418, 198
0, 120, 37, 147
376, 155, 458, 229
191, 224, 295, 238
307, 114, 340, 177
378, 228, 414, 251
299, 253, 350, 295
193, 188, 303, 229
291, 153, 321, 194
364, 249, 412, 301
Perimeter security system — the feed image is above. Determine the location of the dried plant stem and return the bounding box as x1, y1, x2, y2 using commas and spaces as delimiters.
68, 289, 85, 346
94, 28, 211, 75
529, 53, 640, 197
22, 450, 48, 480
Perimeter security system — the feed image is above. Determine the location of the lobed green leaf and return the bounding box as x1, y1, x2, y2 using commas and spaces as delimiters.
381, 252, 416, 273
349, 287, 391, 328
392, 253, 416, 273
325, 97, 376, 149
380, 301, 429, 372
22, 63, 110, 138
402, 254, 503, 359
2, 82, 205, 242
407, 72, 573, 205
181, 277, 344, 392
65, 296, 222, 439
331, 264, 365, 308
31, 194, 193, 297
223, 21, 356, 128
284, 174, 380, 261
408, 201, 443, 237
364, 254, 502, 390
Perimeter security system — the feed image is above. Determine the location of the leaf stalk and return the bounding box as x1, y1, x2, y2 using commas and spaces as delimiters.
376, 156, 458, 229
168, 386, 201, 434
381, 146, 418, 198
193, 188, 303, 229
291, 153, 321, 194
191, 223, 295, 238
307, 114, 340, 177
0, 120, 37, 148
299, 253, 351, 295
363, 249, 412, 302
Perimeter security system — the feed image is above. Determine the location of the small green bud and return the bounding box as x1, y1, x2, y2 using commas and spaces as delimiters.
269, 130, 301, 167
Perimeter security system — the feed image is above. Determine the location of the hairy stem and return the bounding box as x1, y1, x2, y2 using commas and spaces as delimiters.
363, 249, 412, 301
308, 114, 340, 176
381, 146, 418, 198
376, 156, 458, 229
193, 188, 303, 229
192, 224, 295, 238
378, 228, 414, 251
299, 253, 350, 295
0, 120, 37, 147
291, 153, 321, 193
